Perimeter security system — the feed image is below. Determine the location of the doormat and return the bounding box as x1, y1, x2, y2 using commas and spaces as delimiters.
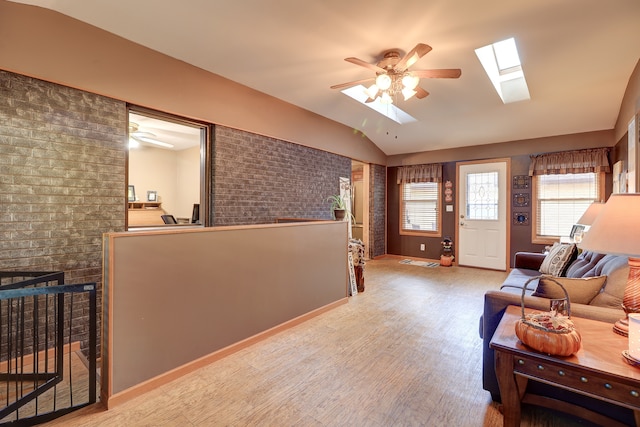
399, 259, 440, 268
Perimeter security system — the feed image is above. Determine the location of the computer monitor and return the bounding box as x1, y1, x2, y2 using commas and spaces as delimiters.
161, 215, 177, 224
191, 204, 200, 224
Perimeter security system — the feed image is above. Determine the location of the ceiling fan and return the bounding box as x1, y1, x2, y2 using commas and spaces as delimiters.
330, 43, 461, 104
128, 122, 174, 148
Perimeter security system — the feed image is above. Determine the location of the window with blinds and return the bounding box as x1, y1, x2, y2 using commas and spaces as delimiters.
400, 182, 441, 235
534, 172, 603, 241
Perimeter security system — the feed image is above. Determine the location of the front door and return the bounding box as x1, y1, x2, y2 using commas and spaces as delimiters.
457, 160, 509, 270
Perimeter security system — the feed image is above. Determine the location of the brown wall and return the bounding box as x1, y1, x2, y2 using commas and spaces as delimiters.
387, 132, 615, 266
614, 59, 640, 143
387, 130, 615, 166
103, 221, 348, 406
0, 1, 386, 166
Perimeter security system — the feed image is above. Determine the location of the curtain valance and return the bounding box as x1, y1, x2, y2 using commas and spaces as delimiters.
528, 147, 610, 176
397, 163, 442, 184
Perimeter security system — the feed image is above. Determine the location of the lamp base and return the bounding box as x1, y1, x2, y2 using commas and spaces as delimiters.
614, 318, 629, 336
614, 257, 640, 336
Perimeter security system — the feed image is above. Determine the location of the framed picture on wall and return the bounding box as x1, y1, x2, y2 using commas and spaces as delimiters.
128, 185, 136, 202
147, 191, 158, 202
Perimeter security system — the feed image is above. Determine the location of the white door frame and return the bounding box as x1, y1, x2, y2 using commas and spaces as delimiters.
455, 158, 511, 271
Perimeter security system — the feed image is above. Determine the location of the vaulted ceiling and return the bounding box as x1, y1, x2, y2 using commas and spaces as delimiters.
10, 0, 640, 155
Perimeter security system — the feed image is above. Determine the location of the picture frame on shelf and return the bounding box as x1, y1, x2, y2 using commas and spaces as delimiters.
127, 185, 136, 202
570, 224, 585, 239
147, 191, 158, 202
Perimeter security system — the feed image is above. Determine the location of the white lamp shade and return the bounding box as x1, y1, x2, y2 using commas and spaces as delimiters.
375, 74, 392, 90
401, 73, 420, 90
579, 193, 640, 257
576, 201, 605, 225
365, 84, 379, 99
402, 87, 417, 101
380, 91, 393, 104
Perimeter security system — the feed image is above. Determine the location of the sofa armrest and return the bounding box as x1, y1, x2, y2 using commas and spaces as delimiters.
514, 251, 546, 270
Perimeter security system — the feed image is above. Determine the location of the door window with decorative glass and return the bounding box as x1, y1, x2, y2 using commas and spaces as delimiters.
466, 171, 499, 220
400, 182, 441, 235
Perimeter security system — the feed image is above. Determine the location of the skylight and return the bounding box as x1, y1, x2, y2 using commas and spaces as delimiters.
341, 85, 417, 125
475, 37, 530, 104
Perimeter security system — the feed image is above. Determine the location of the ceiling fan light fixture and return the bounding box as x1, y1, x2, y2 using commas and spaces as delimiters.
402, 87, 417, 101
380, 91, 393, 104
375, 73, 392, 91
402, 73, 420, 90
365, 84, 379, 99
134, 135, 174, 148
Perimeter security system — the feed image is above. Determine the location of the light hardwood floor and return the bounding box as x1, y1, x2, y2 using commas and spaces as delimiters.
44, 257, 592, 426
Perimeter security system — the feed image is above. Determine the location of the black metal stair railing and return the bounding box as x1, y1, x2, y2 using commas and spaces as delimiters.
0, 272, 97, 426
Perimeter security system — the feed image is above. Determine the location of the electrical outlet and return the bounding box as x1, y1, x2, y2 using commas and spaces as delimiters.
420, 244, 425, 251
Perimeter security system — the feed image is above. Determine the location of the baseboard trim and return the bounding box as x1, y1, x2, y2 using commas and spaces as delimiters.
103, 297, 348, 409
374, 254, 448, 264
0, 341, 81, 372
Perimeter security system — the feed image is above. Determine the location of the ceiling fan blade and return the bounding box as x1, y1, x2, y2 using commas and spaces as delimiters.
344, 57, 386, 73
415, 87, 430, 99
413, 69, 462, 79
330, 78, 375, 90
395, 43, 432, 71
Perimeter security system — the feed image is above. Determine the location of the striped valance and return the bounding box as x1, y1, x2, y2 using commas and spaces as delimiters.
396, 163, 442, 184
529, 147, 610, 176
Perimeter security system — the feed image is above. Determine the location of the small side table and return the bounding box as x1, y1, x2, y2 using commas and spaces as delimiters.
490, 305, 640, 427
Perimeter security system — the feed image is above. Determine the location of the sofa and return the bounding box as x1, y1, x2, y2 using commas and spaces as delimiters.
480, 246, 632, 423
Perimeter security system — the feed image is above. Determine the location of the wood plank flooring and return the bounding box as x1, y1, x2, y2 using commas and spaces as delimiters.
43, 257, 595, 426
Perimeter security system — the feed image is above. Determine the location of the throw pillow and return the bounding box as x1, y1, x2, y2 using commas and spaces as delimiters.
539, 243, 576, 276
590, 262, 629, 308
532, 275, 607, 305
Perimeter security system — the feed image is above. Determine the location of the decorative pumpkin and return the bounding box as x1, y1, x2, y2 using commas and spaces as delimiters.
514, 275, 582, 356
515, 312, 581, 356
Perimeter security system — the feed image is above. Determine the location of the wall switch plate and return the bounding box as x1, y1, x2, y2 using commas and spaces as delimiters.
446, 205, 454, 212
420, 244, 425, 251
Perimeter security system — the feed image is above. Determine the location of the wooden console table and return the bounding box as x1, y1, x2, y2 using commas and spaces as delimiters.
128, 202, 165, 226
490, 305, 640, 427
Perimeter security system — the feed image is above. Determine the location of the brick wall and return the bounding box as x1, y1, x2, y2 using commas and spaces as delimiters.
0, 70, 127, 356
0, 70, 386, 357
369, 164, 386, 258
214, 126, 352, 225
0, 70, 127, 279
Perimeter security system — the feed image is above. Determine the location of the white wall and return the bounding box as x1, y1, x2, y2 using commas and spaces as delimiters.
176, 146, 201, 219
129, 146, 200, 219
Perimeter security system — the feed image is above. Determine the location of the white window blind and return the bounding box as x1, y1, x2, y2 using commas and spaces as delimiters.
535, 172, 600, 238
401, 182, 440, 233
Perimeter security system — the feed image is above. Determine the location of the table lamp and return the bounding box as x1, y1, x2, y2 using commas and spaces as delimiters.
579, 193, 640, 336
576, 201, 605, 226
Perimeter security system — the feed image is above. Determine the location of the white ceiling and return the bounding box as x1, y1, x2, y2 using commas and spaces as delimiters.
11, 0, 640, 156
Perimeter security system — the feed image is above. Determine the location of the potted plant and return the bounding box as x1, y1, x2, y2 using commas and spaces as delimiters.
327, 194, 354, 221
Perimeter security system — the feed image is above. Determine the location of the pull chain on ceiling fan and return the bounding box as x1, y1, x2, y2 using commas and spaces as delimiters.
331, 43, 461, 104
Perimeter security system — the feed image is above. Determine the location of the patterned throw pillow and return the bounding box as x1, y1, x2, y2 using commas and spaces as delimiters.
533, 275, 607, 304
539, 243, 576, 276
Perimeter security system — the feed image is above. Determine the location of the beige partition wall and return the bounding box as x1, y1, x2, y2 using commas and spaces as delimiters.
102, 221, 348, 407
